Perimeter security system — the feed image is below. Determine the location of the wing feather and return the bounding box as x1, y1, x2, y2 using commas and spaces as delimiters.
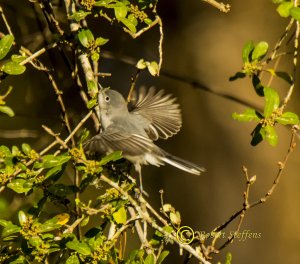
131, 87, 182, 141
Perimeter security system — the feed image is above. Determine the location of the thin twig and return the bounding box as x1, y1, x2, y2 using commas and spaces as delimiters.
201, 0, 230, 13
42, 125, 68, 149
213, 126, 297, 237
100, 175, 211, 264
127, 69, 140, 103
20, 42, 58, 66
0, 5, 13, 36
281, 19, 299, 108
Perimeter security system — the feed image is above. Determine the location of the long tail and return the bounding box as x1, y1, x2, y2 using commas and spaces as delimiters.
160, 153, 206, 175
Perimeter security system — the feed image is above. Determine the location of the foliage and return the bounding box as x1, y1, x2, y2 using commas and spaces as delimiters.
0, 0, 299, 264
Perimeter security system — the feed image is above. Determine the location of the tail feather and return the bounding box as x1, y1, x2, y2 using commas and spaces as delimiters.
160, 153, 205, 175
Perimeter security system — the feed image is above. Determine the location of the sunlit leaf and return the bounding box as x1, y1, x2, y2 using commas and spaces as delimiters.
265, 125, 278, 146
275, 112, 299, 125
290, 7, 300, 20
112, 206, 127, 224
99, 150, 122, 165
0, 220, 20, 237
114, 2, 128, 20
277, 2, 293, 17
7, 179, 32, 193
18, 211, 27, 226
3, 61, 26, 75
68, 10, 91, 22
242, 40, 254, 63
0, 105, 14, 117
157, 250, 170, 264
232, 108, 261, 122
66, 240, 92, 255
0, 35, 14, 60
95, 37, 109, 46
144, 254, 155, 264
147, 61, 159, 76
263, 87, 279, 117
251, 41, 268, 61
66, 255, 80, 264
78, 29, 94, 48
120, 17, 137, 33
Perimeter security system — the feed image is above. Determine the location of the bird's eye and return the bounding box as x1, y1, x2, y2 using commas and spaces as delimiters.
105, 96, 110, 102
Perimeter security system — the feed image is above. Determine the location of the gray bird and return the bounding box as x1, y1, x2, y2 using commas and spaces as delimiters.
85, 87, 205, 184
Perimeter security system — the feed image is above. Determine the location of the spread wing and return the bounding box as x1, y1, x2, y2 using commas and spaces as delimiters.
84, 128, 159, 157
130, 87, 182, 141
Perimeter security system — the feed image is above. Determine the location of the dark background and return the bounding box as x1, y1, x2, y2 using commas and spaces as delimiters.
1, 0, 300, 263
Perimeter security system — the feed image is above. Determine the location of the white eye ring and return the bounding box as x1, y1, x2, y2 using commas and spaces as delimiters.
105, 96, 110, 102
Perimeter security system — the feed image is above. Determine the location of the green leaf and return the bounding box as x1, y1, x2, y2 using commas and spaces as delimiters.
29, 236, 43, 247
21, 143, 31, 155
128, 14, 138, 26
48, 184, 77, 197
136, 59, 147, 69
112, 206, 127, 224
232, 108, 261, 122
114, 3, 128, 20
66, 255, 80, 264
265, 125, 278, 146
18, 210, 27, 225
229, 71, 246, 81
95, 37, 109, 46
3, 61, 26, 75
66, 240, 92, 255
120, 17, 137, 33
277, 2, 293, 17
251, 124, 264, 146
0, 145, 11, 156
242, 41, 254, 63
263, 87, 280, 117
251, 41, 268, 61
94, 0, 112, 7
99, 150, 122, 165
69, 10, 91, 22
0, 35, 14, 60
87, 81, 98, 97
91, 52, 100, 62
144, 254, 155, 264
252, 74, 264, 96
78, 29, 94, 48
7, 256, 26, 264
7, 179, 32, 193
35, 154, 71, 169
147, 61, 159, 76
0, 220, 20, 237
290, 7, 300, 20
266, 69, 293, 84
275, 112, 299, 125
11, 55, 27, 63
144, 18, 153, 25
272, 0, 285, 3
170, 211, 181, 226
157, 250, 170, 264
0, 105, 14, 117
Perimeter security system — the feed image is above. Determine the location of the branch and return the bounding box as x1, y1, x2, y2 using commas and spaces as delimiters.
201, 0, 230, 13
100, 174, 211, 264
